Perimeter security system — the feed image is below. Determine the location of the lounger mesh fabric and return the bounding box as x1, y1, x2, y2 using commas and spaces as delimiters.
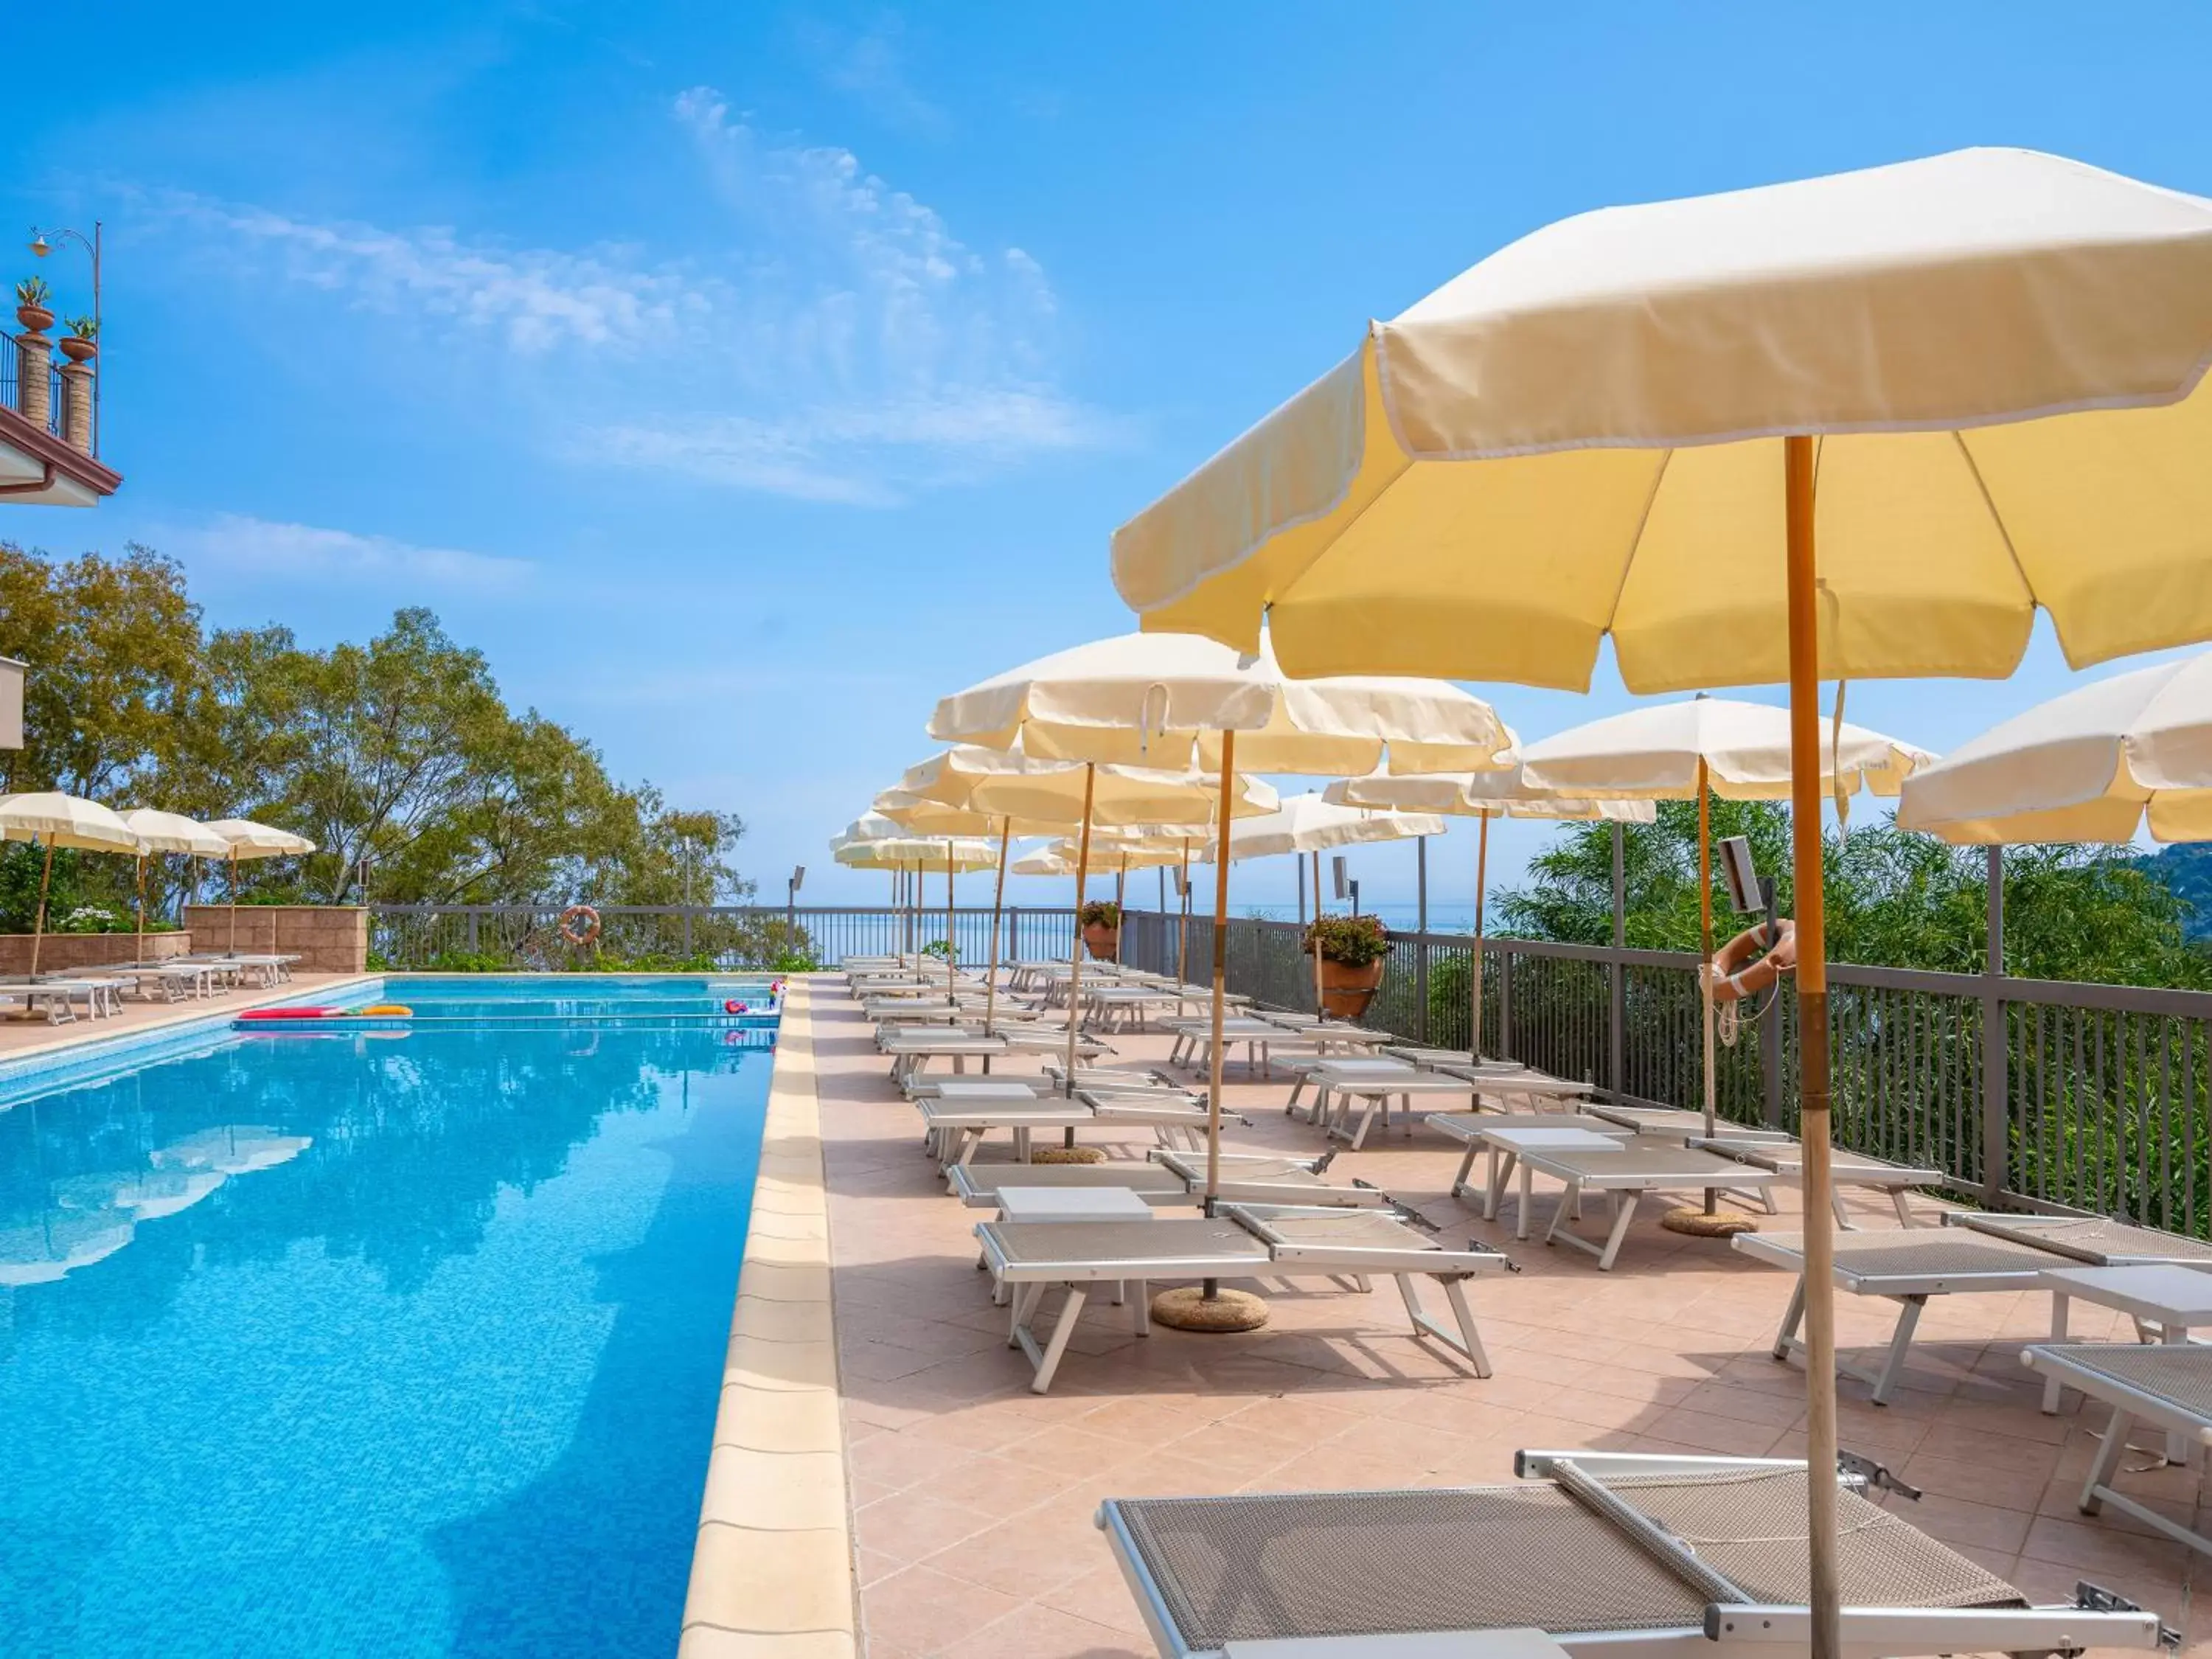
988, 1218, 1270, 1266
1713, 1144, 1919, 1175
1113, 1471, 2020, 1650
1764, 1230, 2057, 1275
954, 1166, 1188, 1197
1243, 1211, 1439, 1251
1961, 1214, 2212, 1263
1537, 1146, 1749, 1179
1155, 1154, 1321, 1183
2033, 1343, 2212, 1416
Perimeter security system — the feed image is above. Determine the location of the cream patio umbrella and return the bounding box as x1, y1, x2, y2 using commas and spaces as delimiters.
0, 793, 145, 976
1898, 651, 2212, 844
897, 746, 1276, 1074
119, 810, 231, 966
1519, 698, 1933, 1155
831, 821, 996, 967
1326, 768, 1656, 1059
1107, 147, 2212, 1653
205, 821, 316, 957
931, 632, 1510, 1331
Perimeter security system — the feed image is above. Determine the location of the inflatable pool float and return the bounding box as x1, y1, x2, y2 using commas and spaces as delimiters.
237, 1004, 412, 1023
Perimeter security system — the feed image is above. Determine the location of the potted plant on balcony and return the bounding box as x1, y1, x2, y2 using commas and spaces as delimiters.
1302, 914, 1391, 1020
15, 277, 52, 333
1079, 899, 1121, 960
58, 316, 97, 363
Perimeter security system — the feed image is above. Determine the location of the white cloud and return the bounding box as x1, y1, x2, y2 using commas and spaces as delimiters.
170, 512, 531, 589
142, 90, 1106, 504
799, 16, 949, 136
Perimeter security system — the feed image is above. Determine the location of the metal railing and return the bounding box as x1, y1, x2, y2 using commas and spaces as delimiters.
1116, 908, 2212, 1236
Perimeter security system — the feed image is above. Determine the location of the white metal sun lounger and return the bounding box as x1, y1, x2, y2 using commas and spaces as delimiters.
1425, 1112, 1637, 1215
2022, 1342, 2212, 1558
877, 1029, 1010, 1081
1093, 1449, 2173, 1658
976, 1204, 1512, 1391
1691, 1136, 1944, 1228
904, 1067, 1182, 1101
1736, 1214, 2212, 1404
1447, 1066, 1598, 1113
918, 1094, 1212, 1170
1514, 1143, 1785, 1269
1281, 1054, 1427, 1119
1164, 1016, 1301, 1074
948, 1150, 1392, 1211
1310, 1063, 1478, 1150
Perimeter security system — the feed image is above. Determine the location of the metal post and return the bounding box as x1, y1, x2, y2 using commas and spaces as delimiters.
1610, 821, 1627, 1100
1762, 971, 1786, 1128
1496, 946, 1512, 1061
1982, 844, 2008, 1203
1416, 835, 1430, 1042
468, 909, 479, 951
685, 906, 695, 957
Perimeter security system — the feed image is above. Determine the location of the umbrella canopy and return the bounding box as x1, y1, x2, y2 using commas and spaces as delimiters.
1899, 653, 2212, 844
119, 810, 231, 857
1326, 768, 1656, 822
1200, 792, 1447, 862
830, 832, 998, 872
1518, 699, 1934, 801
1113, 148, 2212, 689
895, 746, 1278, 827
930, 630, 1515, 774
206, 820, 316, 858
0, 793, 142, 854
1013, 835, 1189, 877
1105, 146, 2212, 1652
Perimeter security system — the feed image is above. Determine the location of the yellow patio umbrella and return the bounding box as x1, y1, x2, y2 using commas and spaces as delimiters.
0, 793, 145, 976
931, 631, 1509, 1331
1898, 651, 2212, 844
1326, 768, 1656, 1057
831, 821, 995, 973
1519, 697, 1933, 1154
1108, 147, 2212, 1651
119, 810, 231, 966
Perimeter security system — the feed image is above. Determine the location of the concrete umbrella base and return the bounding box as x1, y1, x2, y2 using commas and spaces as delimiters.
1660, 1207, 1758, 1238
1150, 1286, 1269, 1332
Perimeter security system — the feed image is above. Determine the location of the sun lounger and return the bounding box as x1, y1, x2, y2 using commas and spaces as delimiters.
1423, 1113, 1636, 1218
1580, 1101, 1715, 1136
917, 1093, 1211, 1170
1093, 1450, 2172, 1658
950, 1153, 1392, 1212
1445, 1066, 1596, 1113
976, 1203, 1512, 1391
1309, 1062, 1478, 1149
1509, 1143, 1784, 1269
0, 977, 108, 1023
1163, 1015, 1300, 1074
1281, 1054, 1426, 1119
1692, 1136, 1943, 1228
120, 962, 215, 1002
1736, 1214, 2212, 1403
876, 1029, 1009, 1081
2023, 1342, 2212, 1558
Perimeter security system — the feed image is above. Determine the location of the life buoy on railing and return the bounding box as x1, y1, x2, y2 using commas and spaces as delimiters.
558, 905, 602, 947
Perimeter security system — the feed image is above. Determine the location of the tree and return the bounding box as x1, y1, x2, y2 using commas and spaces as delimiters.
1495, 799, 2211, 990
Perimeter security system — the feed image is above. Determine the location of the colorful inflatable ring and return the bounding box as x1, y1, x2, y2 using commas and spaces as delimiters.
724, 998, 749, 1015
557, 905, 602, 947
238, 1006, 338, 1021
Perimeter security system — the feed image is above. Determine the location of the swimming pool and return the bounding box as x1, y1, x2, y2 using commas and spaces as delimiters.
0, 976, 776, 1658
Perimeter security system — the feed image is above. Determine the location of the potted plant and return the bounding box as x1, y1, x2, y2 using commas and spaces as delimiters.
15, 276, 51, 332
58, 316, 97, 362
1301, 914, 1391, 1019
1079, 899, 1121, 959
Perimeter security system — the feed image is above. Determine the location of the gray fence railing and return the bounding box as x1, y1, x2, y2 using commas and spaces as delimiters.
1116, 908, 2212, 1237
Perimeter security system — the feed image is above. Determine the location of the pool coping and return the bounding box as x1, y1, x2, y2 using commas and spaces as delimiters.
0, 970, 383, 1087
681, 975, 858, 1659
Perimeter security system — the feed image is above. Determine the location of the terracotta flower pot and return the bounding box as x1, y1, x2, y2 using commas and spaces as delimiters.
57, 335, 95, 364
1316, 956, 1385, 1020
15, 304, 52, 333
1082, 922, 1120, 960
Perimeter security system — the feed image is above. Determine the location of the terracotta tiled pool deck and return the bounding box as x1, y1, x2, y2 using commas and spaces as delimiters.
803, 976, 2212, 1659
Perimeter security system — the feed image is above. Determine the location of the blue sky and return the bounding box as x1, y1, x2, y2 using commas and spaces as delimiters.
15, 1, 2212, 912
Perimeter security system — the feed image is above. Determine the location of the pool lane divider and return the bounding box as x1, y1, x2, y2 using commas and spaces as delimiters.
681, 974, 859, 1659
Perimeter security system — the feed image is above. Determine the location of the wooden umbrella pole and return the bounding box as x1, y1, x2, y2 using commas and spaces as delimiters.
1700, 758, 1720, 1212
1310, 851, 1324, 1017
1785, 434, 1840, 1659
984, 818, 1009, 1034
1113, 855, 1126, 964
136, 854, 147, 964
1473, 815, 1489, 1059
1177, 838, 1191, 985
945, 844, 956, 1001
29, 839, 54, 978
1204, 733, 1235, 1213
1064, 762, 1096, 1102
229, 849, 240, 955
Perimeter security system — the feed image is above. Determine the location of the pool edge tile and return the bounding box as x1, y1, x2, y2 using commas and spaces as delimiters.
684, 977, 860, 1652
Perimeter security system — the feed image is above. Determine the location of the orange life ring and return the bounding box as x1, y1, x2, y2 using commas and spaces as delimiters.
558, 905, 602, 947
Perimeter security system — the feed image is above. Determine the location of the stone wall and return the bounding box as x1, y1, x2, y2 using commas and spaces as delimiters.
181, 905, 369, 973
0, 929, 192, 974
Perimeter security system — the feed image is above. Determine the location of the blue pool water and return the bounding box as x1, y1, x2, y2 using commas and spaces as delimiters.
0, 978, 775, 1658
